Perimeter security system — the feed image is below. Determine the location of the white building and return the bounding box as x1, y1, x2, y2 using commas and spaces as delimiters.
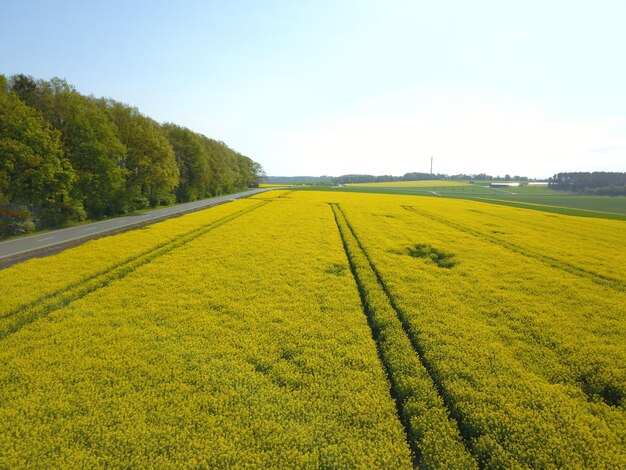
490, 182, 520, 188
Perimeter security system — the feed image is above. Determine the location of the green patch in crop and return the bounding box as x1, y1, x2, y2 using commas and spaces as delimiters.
325, 263, 347, 276
408, 243, 457, 268
579, 371, 625, 407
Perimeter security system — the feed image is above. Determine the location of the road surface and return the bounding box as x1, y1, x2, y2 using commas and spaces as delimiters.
0, 188, 275, 266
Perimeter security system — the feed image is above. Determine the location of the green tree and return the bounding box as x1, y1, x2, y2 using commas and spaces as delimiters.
101, 100, 178, 209
162, 124, 212, 202
0, 87, 83, 230
4, 73, 265, 230
11, 77, 126, 217
199, 136, 237, 195
242, 155, 265, 188
9, 74, 38, 106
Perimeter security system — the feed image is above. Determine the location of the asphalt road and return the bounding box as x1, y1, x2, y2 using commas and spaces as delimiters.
0, 188, 274, 263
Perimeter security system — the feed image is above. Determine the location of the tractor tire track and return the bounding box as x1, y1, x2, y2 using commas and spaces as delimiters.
403, 205, 626, 293
331, 203, 477, 469
0, 201, 270, 341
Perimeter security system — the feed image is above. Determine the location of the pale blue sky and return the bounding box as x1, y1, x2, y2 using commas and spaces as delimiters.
2, 0, 625, 177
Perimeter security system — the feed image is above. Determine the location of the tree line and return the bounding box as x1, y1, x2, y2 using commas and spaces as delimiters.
262, 173, 529, 185
548, 172, 626, 195
0, 74, 264, 236
331, 172, 530, 184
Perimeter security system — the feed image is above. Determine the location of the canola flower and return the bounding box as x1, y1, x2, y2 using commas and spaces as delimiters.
296, 190, 625, 468
0, 198, 263, 319
1, 189, 624, 468
0, 192, 411, 468
332, 203, 476, 469
415, 196, 626, 285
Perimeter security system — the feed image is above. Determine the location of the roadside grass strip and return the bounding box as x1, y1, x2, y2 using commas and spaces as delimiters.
0, 200, 269, 340
403, 205, 626, 292
331, 203, 477, 469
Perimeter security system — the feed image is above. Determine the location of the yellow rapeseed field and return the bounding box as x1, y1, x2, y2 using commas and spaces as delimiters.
1, 189, 624, 468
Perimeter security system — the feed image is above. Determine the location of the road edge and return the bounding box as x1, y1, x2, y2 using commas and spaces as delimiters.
0, 191, 267, 270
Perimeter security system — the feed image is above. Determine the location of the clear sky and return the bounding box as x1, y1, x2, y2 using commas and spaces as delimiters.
2, 0, 625, 178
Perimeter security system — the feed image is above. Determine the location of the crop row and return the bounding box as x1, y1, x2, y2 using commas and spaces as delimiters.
0, 200, 270, 340
415, 196, 626, 284
331, 203, 476, 468
335, 196, 626, 467
0, 195, 413, 468
403, 205, 625, 292
0, 198, 267, 319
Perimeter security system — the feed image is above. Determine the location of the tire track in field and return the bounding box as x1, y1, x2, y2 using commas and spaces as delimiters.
403, 205, 626, 407
331, 203, 477, 469
1, 202, 266, 322
0, 201, 270, 341
330, 204, 417, 464
403, 206, 626, 293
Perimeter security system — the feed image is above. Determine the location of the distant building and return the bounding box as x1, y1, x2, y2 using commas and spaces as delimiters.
490, 182, 520, 188
527, 181, 549, 186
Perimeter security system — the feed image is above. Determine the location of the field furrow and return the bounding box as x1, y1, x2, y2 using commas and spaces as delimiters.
403, 205, 626, 292
331, 203, 476, 469
0, 200, 270, 340
0, 199, 266, 319
330, 196, 625, 467
0, 196, 412, 468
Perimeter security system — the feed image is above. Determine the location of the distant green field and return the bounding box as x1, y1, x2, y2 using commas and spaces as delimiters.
299, 181, 626, 220
468, 195, 626, 215
345, 181, 559, 196
347, 180, 467, 188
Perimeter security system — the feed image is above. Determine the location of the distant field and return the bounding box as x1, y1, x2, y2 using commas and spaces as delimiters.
308, 180, 626, 219
347, 180, 468, 188
467, 194, 626, 215
347, 180, 558, 194
1, 190, 624, 467
339, 181, 559, 196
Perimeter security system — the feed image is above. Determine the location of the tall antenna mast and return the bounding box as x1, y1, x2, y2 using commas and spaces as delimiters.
430, 156, 433, 175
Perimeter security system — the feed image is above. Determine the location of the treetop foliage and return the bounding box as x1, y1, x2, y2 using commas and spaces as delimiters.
549, 172, 626, 195
0, 74, 264, 236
